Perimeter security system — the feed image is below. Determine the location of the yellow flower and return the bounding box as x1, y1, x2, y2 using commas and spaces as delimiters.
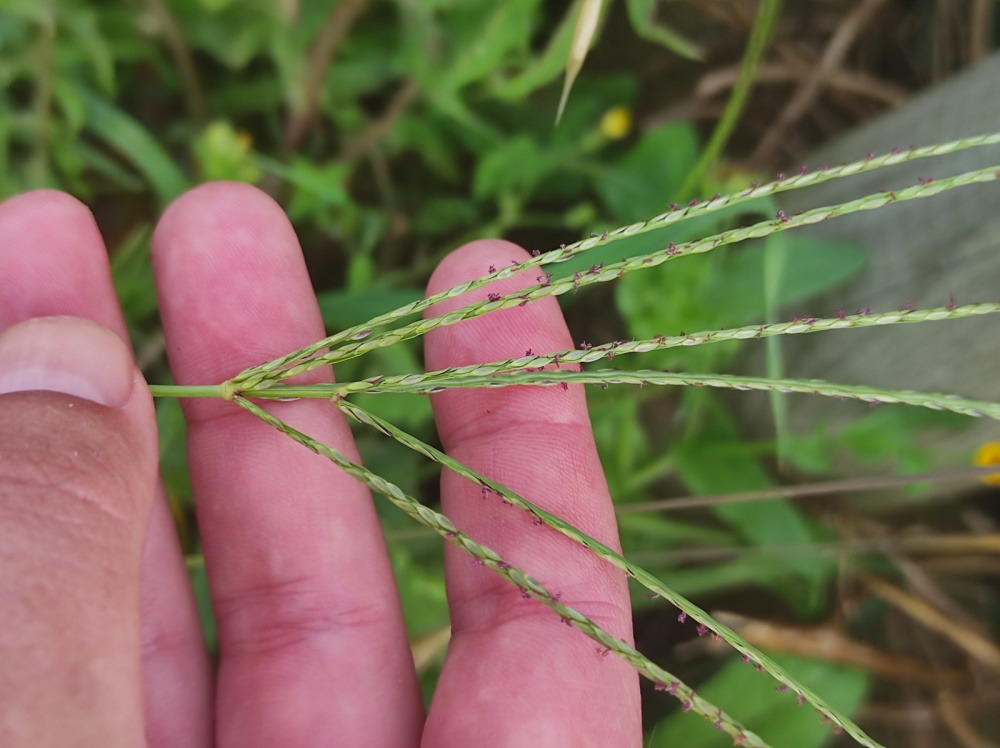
973, 442, 1000, 485
600, 105, 632, 140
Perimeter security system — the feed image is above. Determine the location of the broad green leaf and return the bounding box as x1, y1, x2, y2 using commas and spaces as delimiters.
389, 114, 463, 183
0, 1, 48, 24
473, 135, 557, 199
595, 122, 699, 222
414, 196, 482, 236
670, 438, 816, 554
51, 78, 87, 132
60, 6, 116, 93
428, 89, 503, 145
699, 237, 868, 322
613, 233, 867, 372
840, 406, 970, 474
177, 1, 282, 69
268, 157, 350, 221
669, 405, 832, 614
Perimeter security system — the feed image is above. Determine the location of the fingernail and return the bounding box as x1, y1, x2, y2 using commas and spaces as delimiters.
0, 317, 133, 408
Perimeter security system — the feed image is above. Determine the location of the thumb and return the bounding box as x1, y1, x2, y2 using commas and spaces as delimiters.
0, 317, 157, 747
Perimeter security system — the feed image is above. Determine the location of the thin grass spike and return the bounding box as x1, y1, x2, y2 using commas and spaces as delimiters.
228, 132, 1000, 389
233, 396, 769, 748
330, 370, 1000, 420
333, 399, 883, 748
309, 303, 999, 397
140, 135, 1000, 748
231, 164, 1000, 386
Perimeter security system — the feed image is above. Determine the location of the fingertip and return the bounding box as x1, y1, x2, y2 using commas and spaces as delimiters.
0, 191, 126, 332
0, 317, 135, 408
0, 319, 156, 745
0, 189, 95, 226
0, 316, 158, 536
152, 181, 324, 394
153, 181, 290, 254
426, 239, 530, 301
423, 238, 575, 384
422, 240, 640, 743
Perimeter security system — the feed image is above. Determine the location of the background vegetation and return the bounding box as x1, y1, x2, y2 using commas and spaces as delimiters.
2, 1, 998, 745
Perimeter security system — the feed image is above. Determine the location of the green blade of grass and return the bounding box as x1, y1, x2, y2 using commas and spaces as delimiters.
80, 88, 188, 206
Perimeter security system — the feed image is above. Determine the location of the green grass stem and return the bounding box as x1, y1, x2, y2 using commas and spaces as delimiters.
148, 384, 226, 398
233, 395, 770, 747
338, 369, 1000, 420
677, 0, 782, 197
316, 303, 1000, 396
229, 134, 1000, 388
334, 398, 882, 748
233, 164, 1000, 386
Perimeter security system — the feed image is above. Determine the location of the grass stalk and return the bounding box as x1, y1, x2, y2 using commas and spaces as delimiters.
677, 0, 782, 197
228, 132, 1000, 388
148, 384, 226, 399
332, 369, 1000, 420
233, 395, 770, 747
334, 398, 882, 748
233, 163, 1000, 386
313, 302, 1000, 396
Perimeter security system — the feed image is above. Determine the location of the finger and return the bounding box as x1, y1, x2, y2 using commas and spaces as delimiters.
152, 182, 423, 747
0, 191, 212, 747
0, 318, 157, 746
422, 240, 641, 746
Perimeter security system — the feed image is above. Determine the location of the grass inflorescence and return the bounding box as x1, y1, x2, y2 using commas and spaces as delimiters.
146, 133, 1000, 748
229, 158, 1000, 390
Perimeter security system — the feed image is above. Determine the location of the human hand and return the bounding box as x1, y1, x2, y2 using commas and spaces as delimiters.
0, 185, 640, 747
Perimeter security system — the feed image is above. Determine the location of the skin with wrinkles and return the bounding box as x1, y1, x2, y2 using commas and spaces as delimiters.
0, 185, 640, 747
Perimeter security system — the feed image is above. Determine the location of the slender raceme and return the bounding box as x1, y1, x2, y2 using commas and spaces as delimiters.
231, 163, 1000, 387
228, 133, 1000, 388
333, 398, 883, 748
234, 396, 771, 748
312, 302, 1000, 396
142, 134, 1000, 748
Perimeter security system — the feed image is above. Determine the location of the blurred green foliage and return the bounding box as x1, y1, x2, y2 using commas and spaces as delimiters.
648, 654, 868, 748
2, 0, 974, 738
